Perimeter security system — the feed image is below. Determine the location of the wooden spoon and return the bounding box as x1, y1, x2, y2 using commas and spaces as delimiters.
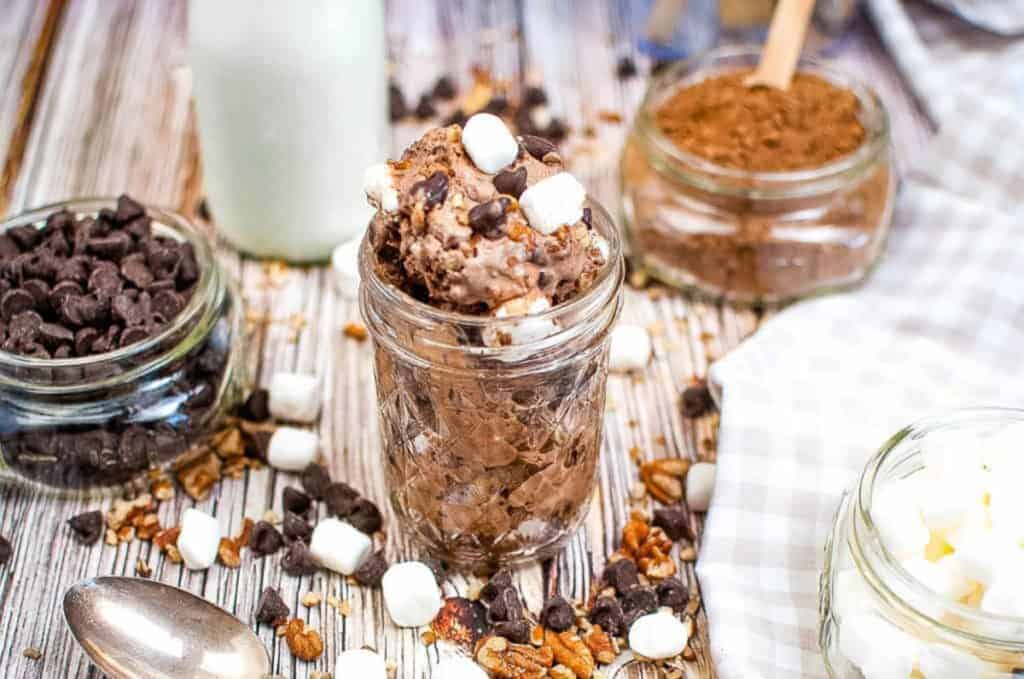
744, 0, 816, 90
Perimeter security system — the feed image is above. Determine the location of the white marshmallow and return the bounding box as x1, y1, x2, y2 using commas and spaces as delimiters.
838, 612, 918, 679
953, 529, 1022, 586
177, 508, 220, 570
268, 372, 321, 423
331, 238, 362, 300
364, 162, 399, 212
518, 172, 587, 235
686, 462, 716, 512
916, 643, 989, 679
980, 576, 1024, 618
915, 475, 983, 535
435, 656, 489, 679
382, 561, 443, 628
871, 480, 930, 559
608, 323, 651, 372
591, 234, 610, 261
461, 113, 518, 174
266, 427, 320, 472
309, 518, 372, 575
900, 556, 973, 605
485, 295, 557, 347
335, 648, 388, 678
627, 611, 691, 660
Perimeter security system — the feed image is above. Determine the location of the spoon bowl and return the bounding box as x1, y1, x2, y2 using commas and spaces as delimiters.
63, 576, 271, 679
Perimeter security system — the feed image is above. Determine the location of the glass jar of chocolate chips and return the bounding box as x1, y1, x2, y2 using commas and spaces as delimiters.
0, 196, 248, 494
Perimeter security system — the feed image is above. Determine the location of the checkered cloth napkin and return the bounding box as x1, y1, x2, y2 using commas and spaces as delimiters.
696, 3, 1024, 677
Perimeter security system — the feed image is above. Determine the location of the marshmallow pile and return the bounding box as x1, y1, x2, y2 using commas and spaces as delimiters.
835, 425, 1024, 679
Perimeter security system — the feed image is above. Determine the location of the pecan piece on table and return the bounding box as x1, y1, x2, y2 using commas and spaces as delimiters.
475, 635, 554, 679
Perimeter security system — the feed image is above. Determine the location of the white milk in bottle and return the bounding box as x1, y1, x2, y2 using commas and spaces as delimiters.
188, 0, 387, 261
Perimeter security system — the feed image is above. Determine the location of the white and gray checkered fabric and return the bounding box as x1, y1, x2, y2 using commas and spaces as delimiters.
697, 3, 1024, 677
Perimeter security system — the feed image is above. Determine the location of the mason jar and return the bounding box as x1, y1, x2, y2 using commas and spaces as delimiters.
0, 198, 248, 496
820, 409, 1024, 678
621, 46, 896, 304
360, 200, 624, 570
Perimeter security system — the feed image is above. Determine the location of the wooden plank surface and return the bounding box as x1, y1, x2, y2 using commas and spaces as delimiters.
0, 1, 931, 677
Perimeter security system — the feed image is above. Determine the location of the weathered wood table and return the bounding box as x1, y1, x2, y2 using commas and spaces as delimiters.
0, 1, 931, 677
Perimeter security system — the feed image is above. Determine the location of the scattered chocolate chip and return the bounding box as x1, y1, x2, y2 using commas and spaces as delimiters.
656, 578, 687, 611
544, 117, 569, 142
681, 380, 714, 418
443, 108, 468, 127
280, 540, 318, 576
589, 596, 624, 636
238, 388, 270, 421
493, 167, 528, 198
0, 534, 11, 565
468, 198, 511, 239
483, 94, 509, 115
602, 558, 639, 594
67, 510, 104, 545
616, 56, 638, 79
353, 550, 388, 587
412, 171, 449, 210
255, 587, 290, 626
282, 511, 312, 543
520, 135, 558, 162
389, 82, 408, 121
414, 94, 437, 119
523, 86, 548, 107
324, 482, 360, 517
539, 596, 575, 632
300, 463, 331, 501
620, 586, 658, 616
250, 521, 284, 557
347, 498, 383, 534
653, 505, 692, 542
432, 75, 457, 100
282, 487, 313, 516
492, 619, 532, 644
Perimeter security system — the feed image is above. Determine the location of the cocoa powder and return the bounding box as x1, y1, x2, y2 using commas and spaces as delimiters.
654, 70, 866, 172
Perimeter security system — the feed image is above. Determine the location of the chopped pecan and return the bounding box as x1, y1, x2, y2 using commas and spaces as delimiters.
107, 494, 156, 531
284, 618, 324, 661
132, 512, 162, 541
212, 426, 246, 459
582, 625, 618, 665
217, 518, 254, 568
150, 477, 174, 501
543, 629, 595, 678
176, 452, 222, 500
475, 635, 554, 678
153, 526, 182, 562
617, 513, 676, 580
639, 458, 691, 504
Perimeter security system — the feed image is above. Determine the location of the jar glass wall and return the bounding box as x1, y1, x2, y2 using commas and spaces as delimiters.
0, 199, 248, 496
820, 409, 1024, 678
360, 201, 623, 570
621, 46, 896, 304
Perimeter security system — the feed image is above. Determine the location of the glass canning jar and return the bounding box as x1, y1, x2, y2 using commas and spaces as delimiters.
621, 46, 896, 305
0, 198, 248, 496
820, 408, 1024, 678
360, 201, 624, 570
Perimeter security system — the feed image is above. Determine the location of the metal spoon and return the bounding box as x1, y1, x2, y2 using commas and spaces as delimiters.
63, 576, 271, 679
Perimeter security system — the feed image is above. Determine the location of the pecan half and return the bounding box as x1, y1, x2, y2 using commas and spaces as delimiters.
543, 629, 595, 678
582, 625, 618, 665
639, 458, 691, 504
284, 618, 324, 661
475, 635, 554, 678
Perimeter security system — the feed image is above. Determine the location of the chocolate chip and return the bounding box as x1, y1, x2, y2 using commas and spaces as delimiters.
87, 232, 131, 260
681, 381, 714, 418
60, 294, 103, 327
49, 280, 82, 310
432, 76, 457, 100
282, 487, 312, 516
178, 243, 200, 285
539, 596, 575, 632
7, 225, 40, 251
621, 586, 658, 616
468, 198, 511, 239
238, 388, 270, 422
353, 550, 388, 587
38, 322, 73, 349
300, 463, 331, 500
280, 540, 317, 576
523, 86, 548, 107
602, 558, 639, 594
581, 207, 592, 228
616, 56, 638, 79
282, 511, 312, 543
443, 109, 468, 127
347, 498, 382, 534
55, 256, 90, 285
389, 82, 408, 121
21, 279, 49, 308
488, 587, 524, 623
9, 310, 42, 344
656, 578, 687, 611
483, 95, 509, 115
120, 253, 154, 288
588, 596, 624, 636
114, 194, 145, 224
412, 171, 449, 210
492, 620, 532, 644
493, 167, 528, 198
67, 510, 104, 545
653, 506, 692, 542
520, 135, 558, 162
146, 242, 181, 280
112, 293, 146, 327
74, 327, 99, 356
241, 428, 272, 460
414, 94, 437, 119
250, 521, 284, 556
0, 236, 19, 259
125, 216, 152, 242
151, 289, 184, 321
544, 117, 569, 142
1, 288, 35, 320
480, 569, 513, 605
324, 482, 360, 517
20, 341, 49, 358
254, 587, 290, 625
88, 264, 123, 298
0, 534, 11, 565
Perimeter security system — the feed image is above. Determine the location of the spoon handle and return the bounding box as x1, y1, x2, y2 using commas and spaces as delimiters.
745, 0, 816, 90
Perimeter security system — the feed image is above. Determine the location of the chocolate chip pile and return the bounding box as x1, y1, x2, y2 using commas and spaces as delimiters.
0, 195, 199, 358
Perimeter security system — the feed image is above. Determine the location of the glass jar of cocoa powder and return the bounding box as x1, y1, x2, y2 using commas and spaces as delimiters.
360, 201, 623, 570
621, 46, 895, 304
0, 198, 248, 495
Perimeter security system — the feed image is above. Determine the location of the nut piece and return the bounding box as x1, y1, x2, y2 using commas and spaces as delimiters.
543, 629, 595, 678
284, 618, 324, 661
475, 635, 554, 678
639, 458, 691, 504
617, 513, 676, 580
176, 452, 222, 501
583, 625, 618, 665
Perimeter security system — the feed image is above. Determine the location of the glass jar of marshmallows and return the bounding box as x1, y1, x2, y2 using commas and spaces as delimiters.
820, 408, 1024, 678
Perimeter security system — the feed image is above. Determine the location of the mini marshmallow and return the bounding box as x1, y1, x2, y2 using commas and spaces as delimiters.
916, 643, 990, 679
382, 561, 443, 628
435, 656, 489, 679
871, 480, 930, 559
177, 508, 220, 570
518, 172, 587, 235
310, 518, 372, 575
268, 372, 321, 423
335, 648, 388, 678
266, 427, 320, 472
491, 295, 556, 346
364, 162, 399, 212
915, 475, 983, 535
332, 238, 362, 300
461, 113, 518, 174
608, 323, 651, 372
838, 612, 918, 679
686, 462, 716, 512
592, 234, 610, 261
980, 577, 1024, 618
627, 611, 691, 660
900, 556, 973, 606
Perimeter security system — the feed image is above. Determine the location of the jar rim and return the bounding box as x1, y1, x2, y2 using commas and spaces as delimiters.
633, 45, 892, 199
854, 407, 1024, 650
0, 197, 223, 392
